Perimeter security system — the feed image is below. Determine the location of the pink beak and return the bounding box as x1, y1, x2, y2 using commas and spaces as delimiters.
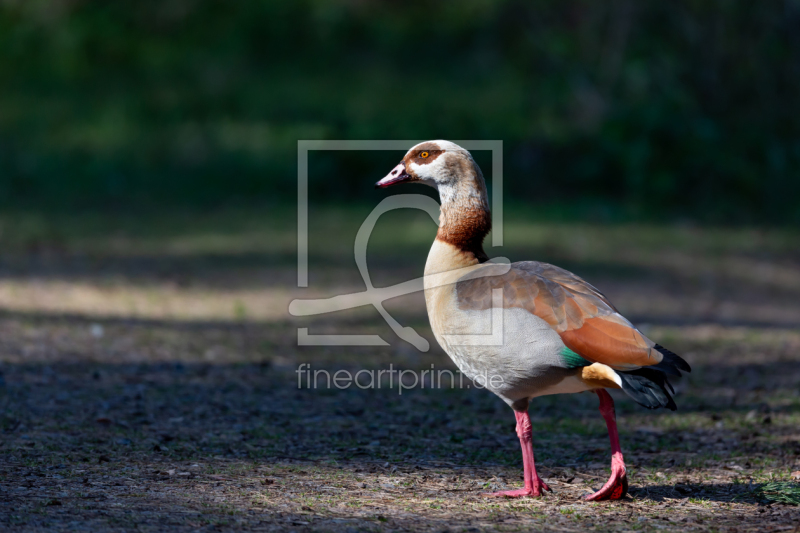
375, 162, 414, 188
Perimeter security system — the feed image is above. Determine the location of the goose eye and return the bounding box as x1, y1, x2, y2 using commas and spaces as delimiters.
420, 151, 429, 158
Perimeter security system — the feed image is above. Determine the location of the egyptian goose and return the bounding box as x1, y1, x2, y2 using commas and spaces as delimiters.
375, 140, 691, 500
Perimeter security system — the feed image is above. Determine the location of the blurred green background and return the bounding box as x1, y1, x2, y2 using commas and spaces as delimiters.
1, 0, 798, 222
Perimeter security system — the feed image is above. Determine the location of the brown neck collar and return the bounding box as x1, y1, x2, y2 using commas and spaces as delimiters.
435, 168, 491, 263
436, 206, 491, 262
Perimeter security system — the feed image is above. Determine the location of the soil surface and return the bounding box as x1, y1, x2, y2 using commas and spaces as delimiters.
1, 210, 799, 532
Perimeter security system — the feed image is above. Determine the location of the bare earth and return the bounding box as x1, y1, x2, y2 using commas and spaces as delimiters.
1, 208, 799, 532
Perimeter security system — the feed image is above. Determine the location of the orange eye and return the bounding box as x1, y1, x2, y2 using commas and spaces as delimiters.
420, 151, 429, 158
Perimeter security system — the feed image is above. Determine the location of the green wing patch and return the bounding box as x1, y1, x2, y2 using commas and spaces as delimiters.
560, 346, 592, 369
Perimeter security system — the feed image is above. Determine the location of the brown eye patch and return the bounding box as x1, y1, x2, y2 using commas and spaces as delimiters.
407, 143, 445, 165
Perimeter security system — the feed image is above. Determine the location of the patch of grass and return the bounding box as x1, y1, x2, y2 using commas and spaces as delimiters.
756, 482, 800, 506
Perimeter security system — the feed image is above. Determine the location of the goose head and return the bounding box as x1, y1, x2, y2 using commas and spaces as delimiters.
376, 140, 491, 261
375, 140, 488, 205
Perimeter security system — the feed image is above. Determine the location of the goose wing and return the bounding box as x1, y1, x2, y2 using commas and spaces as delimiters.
455, 261, 660, 370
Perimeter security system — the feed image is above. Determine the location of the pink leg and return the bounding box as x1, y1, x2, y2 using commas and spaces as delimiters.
484, 410, 552, 498
585, 389, 628, 501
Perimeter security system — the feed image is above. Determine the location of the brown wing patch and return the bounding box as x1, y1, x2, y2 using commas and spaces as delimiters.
560, 316, 657, 370
563, 297, 585, 330
456, 261, 661, 371
457, 262, 606, 332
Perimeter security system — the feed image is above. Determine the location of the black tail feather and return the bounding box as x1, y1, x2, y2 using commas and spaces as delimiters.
618, 368, 677, 411
650, 344, 692, 377
613, 345, 688, 411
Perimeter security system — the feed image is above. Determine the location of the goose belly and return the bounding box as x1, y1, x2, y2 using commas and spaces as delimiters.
427, 295, 589, 405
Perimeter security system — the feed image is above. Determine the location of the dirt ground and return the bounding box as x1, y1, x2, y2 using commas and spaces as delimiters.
1, 209, 799, 532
